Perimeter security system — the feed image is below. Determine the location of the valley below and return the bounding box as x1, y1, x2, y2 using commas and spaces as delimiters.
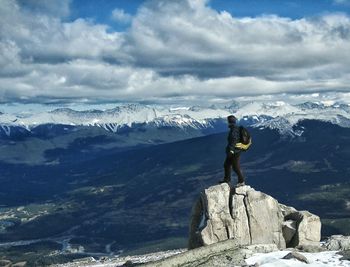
0, 119, 349, 266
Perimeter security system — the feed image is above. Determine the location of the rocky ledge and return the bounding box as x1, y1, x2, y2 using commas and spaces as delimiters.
189, 184, 321, 249
51, 184, 350, 267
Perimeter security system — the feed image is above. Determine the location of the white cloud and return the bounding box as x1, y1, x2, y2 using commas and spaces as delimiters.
128, 1, 350, 78
0, 0, 350, 105
0, 1, 127, 64
111, 8, 132, 24
333, 0, 350, 5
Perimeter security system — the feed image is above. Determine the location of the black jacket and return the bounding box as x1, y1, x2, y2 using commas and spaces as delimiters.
226, 124, 240, 154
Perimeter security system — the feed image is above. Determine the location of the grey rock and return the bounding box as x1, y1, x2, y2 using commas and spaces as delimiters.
282, 220, 297, 244
282, 251, 309, 264
189, 184, 321, 250
200, 184, 235, 246
324, 235, 350, 251
240, 187, 285, 248
337, 249, 350, 261
123, 260, 136, 266
279, 204, 297, 217
142, 239, 278, 267
188, 194, 205, 249
286, 211, 321, 247
296, 244, 326, 253
188, 184, 235, 249
231, 186, 252, 246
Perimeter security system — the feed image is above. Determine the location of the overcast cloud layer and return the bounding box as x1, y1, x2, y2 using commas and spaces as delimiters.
1, 0, 350, 105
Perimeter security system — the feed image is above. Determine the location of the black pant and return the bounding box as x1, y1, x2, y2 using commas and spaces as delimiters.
224, 152, 244, 183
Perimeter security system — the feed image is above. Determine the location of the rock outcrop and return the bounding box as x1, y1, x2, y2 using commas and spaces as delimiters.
141, 239, 278, 267
189, 184, 321, 249
324, 235, 350, 251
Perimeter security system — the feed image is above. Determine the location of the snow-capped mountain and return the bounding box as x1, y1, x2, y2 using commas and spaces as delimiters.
1, 101, 350, 137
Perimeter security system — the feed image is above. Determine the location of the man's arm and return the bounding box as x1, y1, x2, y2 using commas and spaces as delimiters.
227, 127, 239, 154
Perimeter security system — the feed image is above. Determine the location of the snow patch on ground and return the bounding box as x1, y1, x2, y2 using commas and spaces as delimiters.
245, 250, 350, 267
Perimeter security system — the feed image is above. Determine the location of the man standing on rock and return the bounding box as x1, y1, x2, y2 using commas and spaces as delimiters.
219, 115, 246, 187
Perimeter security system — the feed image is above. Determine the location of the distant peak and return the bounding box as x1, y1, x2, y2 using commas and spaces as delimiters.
50, 108, 75, 114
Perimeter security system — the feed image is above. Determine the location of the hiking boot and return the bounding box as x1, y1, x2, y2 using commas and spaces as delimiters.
236, 182, 245, 187
219, 179, 230, 184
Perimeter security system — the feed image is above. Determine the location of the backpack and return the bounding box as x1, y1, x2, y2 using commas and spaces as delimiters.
235, 126, 252, 151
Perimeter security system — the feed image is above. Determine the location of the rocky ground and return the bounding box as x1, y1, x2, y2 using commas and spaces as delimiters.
49, 249, 186, 267
49, 241, 350, 267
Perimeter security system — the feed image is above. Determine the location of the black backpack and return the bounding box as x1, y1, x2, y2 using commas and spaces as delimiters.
235, 126, 252, 151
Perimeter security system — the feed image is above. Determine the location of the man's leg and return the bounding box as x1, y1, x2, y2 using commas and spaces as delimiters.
223, 154, 233, 183
232, 153, 244, 184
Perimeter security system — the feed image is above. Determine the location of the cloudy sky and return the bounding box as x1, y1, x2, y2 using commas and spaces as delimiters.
1, 0, 350, 106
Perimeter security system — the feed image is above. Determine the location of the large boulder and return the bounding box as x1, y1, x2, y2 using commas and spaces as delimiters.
189, 184, 321, 249
228, 185, 285, 248
200, 184, 236, 245
285, 210, 321, 247
188, 184, 234, 248
324, 235, 350, 251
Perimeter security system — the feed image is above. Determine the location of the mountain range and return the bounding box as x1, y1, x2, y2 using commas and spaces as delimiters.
0, 101, 349, 266
1, 101, 350, 139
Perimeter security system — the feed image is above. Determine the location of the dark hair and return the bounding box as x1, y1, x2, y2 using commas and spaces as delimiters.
227, 115, 237, 124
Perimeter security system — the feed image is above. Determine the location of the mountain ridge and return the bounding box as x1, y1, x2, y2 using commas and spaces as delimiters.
1, 101, 350, 138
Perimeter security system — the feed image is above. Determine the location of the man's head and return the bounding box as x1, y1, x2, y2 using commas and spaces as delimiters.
227, 115, 237, 126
